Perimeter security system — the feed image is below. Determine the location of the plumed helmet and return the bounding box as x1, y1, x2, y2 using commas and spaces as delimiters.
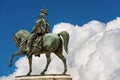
41, 7, 48, 15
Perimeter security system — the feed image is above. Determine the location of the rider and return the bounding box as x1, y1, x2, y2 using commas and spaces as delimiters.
26, 7, 50, 54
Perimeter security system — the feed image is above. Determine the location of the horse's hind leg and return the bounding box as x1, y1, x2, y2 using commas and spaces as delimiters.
41, 52, 51, 75
56, 53, 67, 74
55, 46, 67, 74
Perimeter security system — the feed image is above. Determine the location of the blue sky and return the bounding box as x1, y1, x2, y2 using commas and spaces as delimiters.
0, 0, 120, 76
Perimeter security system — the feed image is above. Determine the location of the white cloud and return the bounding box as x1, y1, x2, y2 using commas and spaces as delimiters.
1, 17, 120, 80
107, 68, 120, 80
106, 17, 120, 30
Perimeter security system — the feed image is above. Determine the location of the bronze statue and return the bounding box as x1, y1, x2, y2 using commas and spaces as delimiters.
9, 7, 69, 76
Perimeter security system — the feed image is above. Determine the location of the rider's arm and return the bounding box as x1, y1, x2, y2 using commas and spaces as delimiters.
32, 26, 37, 33
32, 19, 41, 33
46, 22, 50, 33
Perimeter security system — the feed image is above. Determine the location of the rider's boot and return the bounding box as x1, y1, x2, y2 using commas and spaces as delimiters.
34, 37, 42, 50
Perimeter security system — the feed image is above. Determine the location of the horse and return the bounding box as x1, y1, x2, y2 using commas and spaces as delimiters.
9, 30, 69, 75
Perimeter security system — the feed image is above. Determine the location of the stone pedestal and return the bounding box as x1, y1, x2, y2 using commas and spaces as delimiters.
14, 74, 72, 80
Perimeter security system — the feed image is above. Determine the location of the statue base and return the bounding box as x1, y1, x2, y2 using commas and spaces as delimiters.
14, 74, 72, 80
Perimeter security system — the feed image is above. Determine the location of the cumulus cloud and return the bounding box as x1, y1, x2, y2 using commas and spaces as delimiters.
107, 68, 120, 80
1, 17, 120, 80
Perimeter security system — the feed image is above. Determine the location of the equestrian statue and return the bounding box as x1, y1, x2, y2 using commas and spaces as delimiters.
9, 7, 69, 76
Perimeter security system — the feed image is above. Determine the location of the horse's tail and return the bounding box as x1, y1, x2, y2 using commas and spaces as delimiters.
58, 31, 69, 54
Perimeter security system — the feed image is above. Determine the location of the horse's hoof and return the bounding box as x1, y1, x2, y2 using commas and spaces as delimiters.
26, 73, 30, 76
62, 72, 66, 75
40, 72, 45, 75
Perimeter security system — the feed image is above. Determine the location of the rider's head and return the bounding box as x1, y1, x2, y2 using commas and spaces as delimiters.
41, 8, 48, 15
39, 7, 48, 18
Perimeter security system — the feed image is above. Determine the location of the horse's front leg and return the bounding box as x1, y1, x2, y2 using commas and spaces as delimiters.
9, 51, 22, 67
26, 55, 32, 76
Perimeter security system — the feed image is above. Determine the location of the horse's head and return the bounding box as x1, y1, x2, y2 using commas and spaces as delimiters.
13, 30, 30, 47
